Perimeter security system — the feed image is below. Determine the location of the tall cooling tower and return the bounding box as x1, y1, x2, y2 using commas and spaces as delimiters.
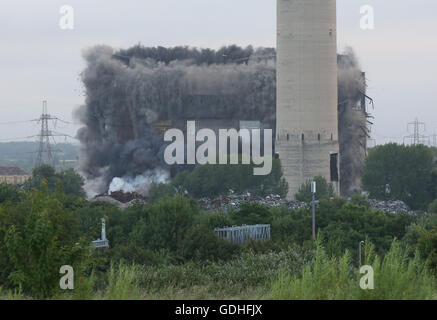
276, 0, 340, 199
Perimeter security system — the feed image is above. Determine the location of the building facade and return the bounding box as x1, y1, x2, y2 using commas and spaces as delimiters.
0, 167, 30, 185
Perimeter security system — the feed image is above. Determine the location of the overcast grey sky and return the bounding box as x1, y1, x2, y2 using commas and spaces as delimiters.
0, 0, 436, 145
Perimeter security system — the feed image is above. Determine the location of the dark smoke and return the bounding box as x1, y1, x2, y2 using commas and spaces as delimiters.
75, 44, 369, 198
338, 48, 371, 196
75, 45, 276, 197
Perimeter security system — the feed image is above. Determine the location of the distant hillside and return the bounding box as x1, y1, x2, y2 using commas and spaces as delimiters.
0, 142, 81, 172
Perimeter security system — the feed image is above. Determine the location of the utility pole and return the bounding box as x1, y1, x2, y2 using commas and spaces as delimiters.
311, 181, 316, 240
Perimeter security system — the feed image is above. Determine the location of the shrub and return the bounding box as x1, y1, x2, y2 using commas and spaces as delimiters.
428, 199, 437, 214
350, 193, 370, 208
295, 176, 334, 202
170, 157, 288, 198
271, 239, 435, 300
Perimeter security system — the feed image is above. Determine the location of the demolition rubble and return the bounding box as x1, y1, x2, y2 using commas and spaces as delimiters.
91, 190, 414, 215
197, 193, 414, 214
91, 191, 146, 209
367, 199, 413, 215
198, 193, 307, 212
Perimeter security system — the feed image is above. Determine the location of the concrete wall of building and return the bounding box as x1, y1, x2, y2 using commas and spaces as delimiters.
276, 0, 340, 199
0, 175, 30, 185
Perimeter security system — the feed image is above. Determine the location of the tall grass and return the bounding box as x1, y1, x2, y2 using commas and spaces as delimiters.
135, 246, 312, 295
0, 286, 26, 300
271, 239, 436, 300
356, 241, 435, 299
103, 262, 142, 300
3, 241, 434, 300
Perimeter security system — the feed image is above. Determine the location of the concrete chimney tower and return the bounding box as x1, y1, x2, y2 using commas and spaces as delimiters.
276, 0, 340, 199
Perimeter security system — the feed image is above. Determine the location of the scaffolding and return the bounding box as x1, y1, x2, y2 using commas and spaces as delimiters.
214, 224, 270, 244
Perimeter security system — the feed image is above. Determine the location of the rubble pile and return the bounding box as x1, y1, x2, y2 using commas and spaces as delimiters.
89, 189, 414, 215
367, 199, 413, 214
91, 191, 147, 210
197, 192, 414, 215
108, 191, 146, 203
198, 193, 308, 212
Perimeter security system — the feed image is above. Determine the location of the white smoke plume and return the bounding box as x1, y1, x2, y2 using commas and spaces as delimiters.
108, 168, 170, 195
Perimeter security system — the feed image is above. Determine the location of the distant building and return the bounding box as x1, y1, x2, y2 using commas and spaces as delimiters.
0, 167, 30, 185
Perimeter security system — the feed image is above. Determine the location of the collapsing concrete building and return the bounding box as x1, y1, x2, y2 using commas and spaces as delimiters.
338, 52, 373, 196
76, 44, 371, 198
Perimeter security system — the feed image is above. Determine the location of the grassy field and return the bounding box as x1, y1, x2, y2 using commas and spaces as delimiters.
2, 241, 435, 300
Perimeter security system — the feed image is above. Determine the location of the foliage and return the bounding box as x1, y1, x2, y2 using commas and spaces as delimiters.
317, 201, 415, 259
0, 181, 89, 298
0, 183, 24, 204
362, 143, 436, 210
272, 239, 435, 300
416, 227, 437, 270
1, 169, 436, 299
57, 168, 85, 198
350, 193, 370, 209
179, 224, 239, 261
134, 245, 312, 293
428, 199, 437, 214
148, 182, 176, 203
104, 262, 142, 300
295, 176, 334, 202
170, 157, 288, 198
230, 202, 272, 225
24, 165, 85, 198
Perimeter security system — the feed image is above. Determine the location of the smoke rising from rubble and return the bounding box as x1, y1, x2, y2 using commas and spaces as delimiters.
108, 169, 170, 195
76, 44, 368, 198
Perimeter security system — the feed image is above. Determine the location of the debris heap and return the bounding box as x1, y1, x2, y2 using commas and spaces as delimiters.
367, 199, 413, 214
198, 193, 308, 212
91, 191, 147, 209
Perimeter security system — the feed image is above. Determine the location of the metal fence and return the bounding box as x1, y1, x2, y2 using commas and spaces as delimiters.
214, 224, 271, 244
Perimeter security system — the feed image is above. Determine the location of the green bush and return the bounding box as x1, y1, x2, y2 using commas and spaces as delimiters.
295, 176, 334, 202
24, 165, 85, 198
0, 182, 89, 298
428, 199, 437, 214
272, 239, 435, 300
0, 183, 24, 204
230, 202, 272, 225
350, 193, 370, 208
416, 227, 437, 270
362, 143, 436, 210
171, 157, 288, 198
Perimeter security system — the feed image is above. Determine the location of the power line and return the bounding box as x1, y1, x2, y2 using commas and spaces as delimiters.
31, 100, 75, 167
403, 118, 428, 145
0, 135, 38, 141
0, 120, 32, 125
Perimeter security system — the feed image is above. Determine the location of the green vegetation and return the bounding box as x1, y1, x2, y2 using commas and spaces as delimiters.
428, 199, 437, 214
157, 157, 288, 198
295, 176, 335, 202
362, 143, 437, 210
272, 239, 435, 300
1, 163, 437, 300
24, 165, 85, 198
